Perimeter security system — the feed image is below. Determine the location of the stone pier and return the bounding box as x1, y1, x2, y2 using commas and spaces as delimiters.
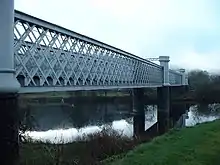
133, 88, 145, 137
157, 86, 189, 134
170, 85, 189, 128
157, 86, 171, 134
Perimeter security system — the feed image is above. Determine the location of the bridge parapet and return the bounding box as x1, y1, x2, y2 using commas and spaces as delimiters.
148, 57, 188, 86
169, 69, 182, 85
179, 69, 188, 85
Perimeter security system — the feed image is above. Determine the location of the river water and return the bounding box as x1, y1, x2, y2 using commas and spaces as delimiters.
22, 96, 220, 144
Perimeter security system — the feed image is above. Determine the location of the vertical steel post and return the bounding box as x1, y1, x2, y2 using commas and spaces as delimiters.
179, 68, 187, 85
0, 0, 20, 164
159, 56, 170, 86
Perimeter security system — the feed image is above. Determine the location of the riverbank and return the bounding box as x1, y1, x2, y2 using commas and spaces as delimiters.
20, 127, 152, 165
19, 115, 220, 165
106, 119, 220, 165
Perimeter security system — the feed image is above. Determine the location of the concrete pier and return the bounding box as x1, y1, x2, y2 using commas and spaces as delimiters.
170, 103, 187, 128
170, 85, 189, 127
157, 86, 171, 135
0, 94, 19, 165
133, 88, 145, 137
157, 85, 189, 134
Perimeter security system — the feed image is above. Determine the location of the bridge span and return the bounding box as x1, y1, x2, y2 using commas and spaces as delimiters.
0, 1, 189, 164
13, 10, 187, 93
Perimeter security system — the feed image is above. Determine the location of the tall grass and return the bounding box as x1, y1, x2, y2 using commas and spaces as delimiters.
20, 126, 151, 165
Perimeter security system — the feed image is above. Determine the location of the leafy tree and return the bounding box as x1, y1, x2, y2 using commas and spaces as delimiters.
188, 70, 210, 90
187, 69, 220, 103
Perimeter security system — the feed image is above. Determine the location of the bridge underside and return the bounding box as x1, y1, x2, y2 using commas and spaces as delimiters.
18, 84, 184, 93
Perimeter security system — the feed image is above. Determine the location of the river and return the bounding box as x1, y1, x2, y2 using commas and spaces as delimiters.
21, 95, 220, 144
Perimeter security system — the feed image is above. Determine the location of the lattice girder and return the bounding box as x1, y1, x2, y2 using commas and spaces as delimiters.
14, 10, 183, 90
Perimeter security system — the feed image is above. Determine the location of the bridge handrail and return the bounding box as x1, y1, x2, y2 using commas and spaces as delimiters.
14, 10, 162, 69
169, 69, 182, 76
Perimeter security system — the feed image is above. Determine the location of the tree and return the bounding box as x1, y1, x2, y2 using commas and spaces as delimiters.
187, 69, 220, 103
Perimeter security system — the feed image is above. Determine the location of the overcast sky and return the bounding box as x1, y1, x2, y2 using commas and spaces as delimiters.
15, 0, 220, 72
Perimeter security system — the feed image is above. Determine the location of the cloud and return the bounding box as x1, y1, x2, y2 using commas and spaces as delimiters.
15, 0, 220, 71
90, 0, 217, 29
171, 50, 220, 72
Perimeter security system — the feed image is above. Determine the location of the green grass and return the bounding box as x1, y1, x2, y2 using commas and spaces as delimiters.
108, 120, 220, 165
20, 120, 220, 165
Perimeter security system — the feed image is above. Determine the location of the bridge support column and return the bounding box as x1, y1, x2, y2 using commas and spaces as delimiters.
0, 0, 20, 165
170, 103, 188, 128
170, 85, 189, 128
133, 88, 145, 137
157, 86, 171, 135
159, 56, 170, 86
179, 68, 187, 85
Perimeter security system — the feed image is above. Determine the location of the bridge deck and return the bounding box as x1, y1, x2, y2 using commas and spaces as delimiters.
18, 84, 184, 94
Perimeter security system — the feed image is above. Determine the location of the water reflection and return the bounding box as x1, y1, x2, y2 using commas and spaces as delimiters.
27, 98, 134, 131
186, 105, 220, 126
22, 96, 220, 144
25, 114, 157, 143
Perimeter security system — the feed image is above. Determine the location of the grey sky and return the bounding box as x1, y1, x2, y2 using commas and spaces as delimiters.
15, 0, 220, 72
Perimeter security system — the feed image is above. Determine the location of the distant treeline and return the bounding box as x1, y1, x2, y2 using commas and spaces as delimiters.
187, 70, 220, 103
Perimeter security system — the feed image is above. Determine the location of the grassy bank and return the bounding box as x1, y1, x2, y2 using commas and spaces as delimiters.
107, 120, 220, 165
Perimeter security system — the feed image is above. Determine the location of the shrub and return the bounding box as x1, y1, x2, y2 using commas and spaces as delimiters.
20, 126, 151, 165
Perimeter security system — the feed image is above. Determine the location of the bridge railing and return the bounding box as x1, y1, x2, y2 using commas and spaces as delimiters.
13, 10, 186, 92
169, 69, 182, 85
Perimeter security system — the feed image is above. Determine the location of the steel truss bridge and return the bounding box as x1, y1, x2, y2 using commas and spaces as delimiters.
14, 10, 187, 93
